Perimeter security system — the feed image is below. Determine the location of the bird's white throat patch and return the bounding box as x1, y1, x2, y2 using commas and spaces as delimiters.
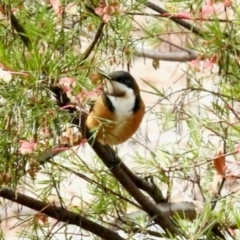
107, 93, 135, 119
106, 82, 136, 120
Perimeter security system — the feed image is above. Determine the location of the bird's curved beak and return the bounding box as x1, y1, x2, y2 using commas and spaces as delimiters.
97, 71, 114, 94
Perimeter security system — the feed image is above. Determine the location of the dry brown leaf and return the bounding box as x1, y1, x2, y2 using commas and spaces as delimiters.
213, 149, 226, 177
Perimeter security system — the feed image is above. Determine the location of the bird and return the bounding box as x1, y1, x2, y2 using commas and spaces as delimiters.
86, 70, 145, 145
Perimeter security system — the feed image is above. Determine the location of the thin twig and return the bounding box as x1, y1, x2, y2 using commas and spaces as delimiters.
80, 22, 105, 64
126, 12, 234, 23
144, 1, 205, 38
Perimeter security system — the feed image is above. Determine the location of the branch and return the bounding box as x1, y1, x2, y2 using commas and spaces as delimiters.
40, 88, 178, 234
0, 188, 125, 240
90, 143, 179, 234
40, 87, 166, 204
38, 143, 177, 234
144, 1, 205, 38
80, 22, 105, 64
112, 200, 225, 239
135, 48, 198, 61
120, 163, 166, 203
111, 201, 197, 231
38, 145, 176, 233
37, 132, 165, 205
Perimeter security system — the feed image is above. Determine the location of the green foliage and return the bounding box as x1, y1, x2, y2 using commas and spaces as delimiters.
0, 0, 240, 239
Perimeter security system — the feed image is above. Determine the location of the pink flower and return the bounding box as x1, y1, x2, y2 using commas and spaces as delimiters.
189, 57, 215, 72
95, 6, 112, 22
103, 14, 112, 23
228, 228, 236, 236
174, 12, 192, 19
19, 140, 37, 155
189, 59, 201, 72
162, 11, 192, 20
200, 0, 214, 18
77, 87, 101, 104
50, 0, 63, 18
204, 59, 214, 70
95, 7, 104, 16
59, 77, 76, 92
94, 1, 123, 23
200, 0, 224, 19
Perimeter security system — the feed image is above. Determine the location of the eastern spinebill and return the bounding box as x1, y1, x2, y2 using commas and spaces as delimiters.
38, 70, 145, 163
86, 71, 145, 145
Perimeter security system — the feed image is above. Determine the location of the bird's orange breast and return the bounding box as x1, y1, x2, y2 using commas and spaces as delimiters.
86, 94, 145, 145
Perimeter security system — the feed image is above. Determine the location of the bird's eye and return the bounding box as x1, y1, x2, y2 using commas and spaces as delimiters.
118, 77, 125, 83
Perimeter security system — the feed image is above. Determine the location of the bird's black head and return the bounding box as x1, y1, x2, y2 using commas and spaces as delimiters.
108, 71, 137, 90
99, 70, 140, 96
